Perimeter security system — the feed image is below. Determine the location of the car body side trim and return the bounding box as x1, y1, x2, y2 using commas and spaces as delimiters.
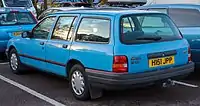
19, 54, 66, 67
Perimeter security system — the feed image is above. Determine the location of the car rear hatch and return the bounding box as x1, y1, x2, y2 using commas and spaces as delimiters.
115, 40, 189, 74
113, 13, 189, 74
0, 11, 36, 39
0, 25, 34, 39
0, 25, 23, 51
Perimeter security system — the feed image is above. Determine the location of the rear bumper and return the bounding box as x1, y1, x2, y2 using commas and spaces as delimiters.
86, 62, 194, 90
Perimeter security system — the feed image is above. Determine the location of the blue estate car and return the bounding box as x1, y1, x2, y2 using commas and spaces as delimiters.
0, 7, 37, 55
6, 8, 194, 100
136, 4, 200, 68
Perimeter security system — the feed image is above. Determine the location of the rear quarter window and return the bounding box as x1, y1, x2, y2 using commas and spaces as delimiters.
76, 17, 110, 43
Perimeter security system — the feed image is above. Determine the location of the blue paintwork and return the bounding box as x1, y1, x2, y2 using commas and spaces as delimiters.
7, 9, 190, 77
18, 38, 47, 70
0, 8, 36, 53
136, 4, 200, 64
0, 7, 32, 13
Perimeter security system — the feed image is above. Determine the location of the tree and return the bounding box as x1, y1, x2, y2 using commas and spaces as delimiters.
44, 0, 47, 10
32, 0, 38, 15
88, 0, 94, 7
99, 0, 107, 5
88, 0, 108, 6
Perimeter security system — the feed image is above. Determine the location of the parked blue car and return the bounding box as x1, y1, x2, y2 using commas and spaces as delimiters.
6, 8, 194, 100
136, 4, 200, 68
0, 7, 37, 55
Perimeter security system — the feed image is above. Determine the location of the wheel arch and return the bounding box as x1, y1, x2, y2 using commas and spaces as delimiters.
66, 59, 85, 76
8, 45, 16, 55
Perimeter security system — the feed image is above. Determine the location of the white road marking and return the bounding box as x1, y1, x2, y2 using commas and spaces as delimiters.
0, 74, 66, 106
0, 62, 9, 65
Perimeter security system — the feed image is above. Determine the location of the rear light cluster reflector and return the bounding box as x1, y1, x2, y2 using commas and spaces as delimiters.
112, 56, 128, 73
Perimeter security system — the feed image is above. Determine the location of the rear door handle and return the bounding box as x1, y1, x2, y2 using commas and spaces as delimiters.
40, 42, 45, 45
62, 44, 68, 48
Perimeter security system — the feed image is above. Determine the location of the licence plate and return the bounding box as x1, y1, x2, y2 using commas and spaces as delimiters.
13, 32, 22, 36
149, 56, 175, 68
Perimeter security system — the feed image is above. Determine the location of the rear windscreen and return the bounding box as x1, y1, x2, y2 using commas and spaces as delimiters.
120, 14, 182, 44
0, 12, 36, 25
4, 0, 32, 7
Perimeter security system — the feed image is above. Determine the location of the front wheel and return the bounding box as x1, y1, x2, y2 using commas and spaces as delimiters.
9, 49, 25, 74
69, 64, 90, 100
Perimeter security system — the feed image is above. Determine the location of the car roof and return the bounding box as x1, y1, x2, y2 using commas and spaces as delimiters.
137, 4, 200, 9
48, 7, 90, 11
55, 8, 161, 16
0, 7, 29, 13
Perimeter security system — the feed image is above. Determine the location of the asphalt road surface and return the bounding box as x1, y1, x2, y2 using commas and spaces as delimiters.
1, 61, 200, 106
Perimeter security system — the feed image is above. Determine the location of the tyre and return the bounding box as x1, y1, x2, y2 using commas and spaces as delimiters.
9, 48, 25, 74
69, 64, 90, 100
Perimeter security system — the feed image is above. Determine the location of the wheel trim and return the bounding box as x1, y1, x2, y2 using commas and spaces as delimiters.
71, 70, 85, 96
10, 53, 18, 71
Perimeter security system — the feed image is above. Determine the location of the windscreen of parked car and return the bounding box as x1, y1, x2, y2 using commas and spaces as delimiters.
0, 12, 36, 25
4, 0, 32, 7
168, 8, 200, 27
120, 13, 182, 44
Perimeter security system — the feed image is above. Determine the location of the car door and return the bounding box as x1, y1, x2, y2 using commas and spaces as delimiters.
45, 15, 78, 76
19, 16, 57, 70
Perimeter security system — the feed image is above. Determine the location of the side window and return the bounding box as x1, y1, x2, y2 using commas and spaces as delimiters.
121, 17, 135, 33
168, 8, 200, 27
76, 18, 110, 43
67, 17, 77, 41
52, 16, 75, 40
33, 17, 56, 39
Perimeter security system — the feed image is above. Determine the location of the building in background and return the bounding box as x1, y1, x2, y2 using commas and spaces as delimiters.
107, 0, 147, 7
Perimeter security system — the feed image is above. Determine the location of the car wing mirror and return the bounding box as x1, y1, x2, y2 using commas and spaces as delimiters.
21, 31, 33, 38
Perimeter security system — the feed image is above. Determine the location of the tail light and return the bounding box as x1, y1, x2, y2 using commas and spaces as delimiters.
188, 47, 192, 62
112, 56, 128, 73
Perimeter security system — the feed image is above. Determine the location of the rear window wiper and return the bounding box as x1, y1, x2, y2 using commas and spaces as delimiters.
136, 36, 162, 41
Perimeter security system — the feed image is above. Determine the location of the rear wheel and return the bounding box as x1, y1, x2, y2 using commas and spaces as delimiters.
9, 49, 25, 74
69, 64, 90, 100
